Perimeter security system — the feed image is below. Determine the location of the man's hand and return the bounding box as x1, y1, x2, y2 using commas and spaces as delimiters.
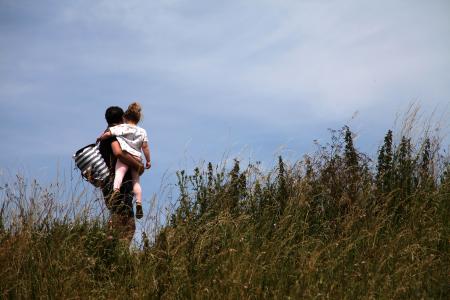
138, 165, 145, 176
111, 141, 145, 174
145, 161, 151, 169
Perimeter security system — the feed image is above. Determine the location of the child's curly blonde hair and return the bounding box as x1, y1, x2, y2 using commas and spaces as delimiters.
124, 102, 142, 123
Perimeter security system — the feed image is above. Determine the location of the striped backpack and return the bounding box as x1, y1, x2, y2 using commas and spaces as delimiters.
73, 144, 110, 187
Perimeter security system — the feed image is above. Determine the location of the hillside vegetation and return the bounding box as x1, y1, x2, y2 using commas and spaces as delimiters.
1, 125, 449, 299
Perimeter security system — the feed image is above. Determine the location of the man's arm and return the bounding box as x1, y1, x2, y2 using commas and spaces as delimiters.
111, 141, 145, 175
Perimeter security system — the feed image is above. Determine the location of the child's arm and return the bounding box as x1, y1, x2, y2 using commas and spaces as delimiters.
96, 130, 112, 143
142, 142, 151, 169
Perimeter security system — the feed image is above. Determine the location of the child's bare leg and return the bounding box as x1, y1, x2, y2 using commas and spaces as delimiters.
132, 170, 144, 219
114, 159, 129, 191
131, 170, 142, 204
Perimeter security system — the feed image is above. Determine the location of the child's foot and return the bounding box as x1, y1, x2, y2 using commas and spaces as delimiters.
136, 203, 143, 219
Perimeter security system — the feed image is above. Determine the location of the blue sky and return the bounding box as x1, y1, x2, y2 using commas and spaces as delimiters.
1, 0, 449, 203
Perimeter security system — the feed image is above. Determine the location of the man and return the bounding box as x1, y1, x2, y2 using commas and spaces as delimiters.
99, 106, 145, 245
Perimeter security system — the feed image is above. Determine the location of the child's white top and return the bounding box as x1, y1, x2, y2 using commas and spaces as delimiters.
109, 124, 148, 158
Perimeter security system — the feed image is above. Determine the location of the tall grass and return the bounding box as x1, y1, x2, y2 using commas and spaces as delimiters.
1, 124, 449, 299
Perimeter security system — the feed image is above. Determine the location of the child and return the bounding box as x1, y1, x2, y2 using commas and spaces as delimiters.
97, 102, 151, 219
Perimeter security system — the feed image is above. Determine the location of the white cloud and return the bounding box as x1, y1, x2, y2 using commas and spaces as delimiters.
51, 1, 450, 105
1, 0, 449, 159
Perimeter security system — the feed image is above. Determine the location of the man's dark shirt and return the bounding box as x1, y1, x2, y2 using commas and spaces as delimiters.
99, 136, 134, 217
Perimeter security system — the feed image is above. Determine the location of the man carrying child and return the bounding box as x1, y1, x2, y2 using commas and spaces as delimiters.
98, 106, 146, 245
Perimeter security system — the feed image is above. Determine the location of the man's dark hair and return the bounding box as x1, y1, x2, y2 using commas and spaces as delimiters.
105, 106, 124, 126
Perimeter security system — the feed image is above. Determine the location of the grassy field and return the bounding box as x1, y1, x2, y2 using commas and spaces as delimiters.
1, 125, 449, 299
